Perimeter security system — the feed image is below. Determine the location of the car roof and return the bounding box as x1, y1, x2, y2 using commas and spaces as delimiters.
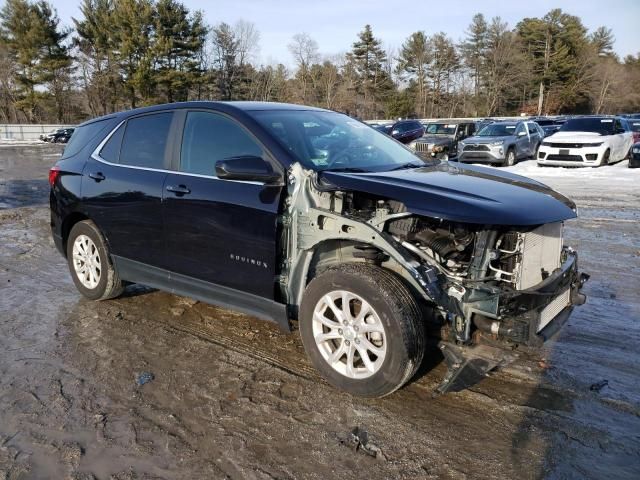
77, 101, 332, 127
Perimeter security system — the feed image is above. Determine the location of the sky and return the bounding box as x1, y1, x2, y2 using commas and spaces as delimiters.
49, 0, 640, 65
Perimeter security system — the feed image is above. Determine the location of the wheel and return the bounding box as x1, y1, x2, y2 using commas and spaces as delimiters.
532, 143, 540, 159
597, 149, 610, 167
299, 263, 425, 397
504, 148, 516, 167
441, 151, 449, 161
66, 220, 124, 300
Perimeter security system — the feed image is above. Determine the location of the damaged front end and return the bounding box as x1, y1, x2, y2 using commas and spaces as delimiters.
278, 163, 588, 394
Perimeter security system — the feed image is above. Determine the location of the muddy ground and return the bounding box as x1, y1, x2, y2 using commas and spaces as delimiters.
0, 143, 639, 479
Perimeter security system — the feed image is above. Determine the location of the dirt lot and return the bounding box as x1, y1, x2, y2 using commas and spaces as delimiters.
1, 143, 639, 479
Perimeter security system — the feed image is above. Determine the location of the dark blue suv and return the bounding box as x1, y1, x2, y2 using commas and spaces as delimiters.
50, 102, 586, 397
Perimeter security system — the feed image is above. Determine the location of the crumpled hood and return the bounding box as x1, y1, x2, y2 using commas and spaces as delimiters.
415, 135, 453, 145
319, 162, 577, 226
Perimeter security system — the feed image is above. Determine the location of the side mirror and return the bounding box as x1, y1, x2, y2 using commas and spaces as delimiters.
391, 130, 400, 136
517, 131, 527, 137
215, 156, 281, 184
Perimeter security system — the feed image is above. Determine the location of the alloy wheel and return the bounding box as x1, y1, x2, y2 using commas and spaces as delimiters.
72, 234, 101, 289
312, 290, 387, 379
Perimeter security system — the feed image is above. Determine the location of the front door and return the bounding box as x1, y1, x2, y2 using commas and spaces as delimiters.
162, 110, 283, 299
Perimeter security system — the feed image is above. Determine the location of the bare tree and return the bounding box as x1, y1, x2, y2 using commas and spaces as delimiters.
288, 32, 319, 103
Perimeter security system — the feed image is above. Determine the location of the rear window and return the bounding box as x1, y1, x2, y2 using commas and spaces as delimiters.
62, 119, 111, 159
119, 113, 173, 169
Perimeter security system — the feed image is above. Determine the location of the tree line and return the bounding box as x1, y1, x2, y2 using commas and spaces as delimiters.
1, 0, 639, 124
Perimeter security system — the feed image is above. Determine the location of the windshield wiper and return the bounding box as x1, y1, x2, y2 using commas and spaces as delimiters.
388, 162, 424, 171
323, 167, 369, 173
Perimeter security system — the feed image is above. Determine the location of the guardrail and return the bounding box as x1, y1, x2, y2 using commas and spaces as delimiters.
0, 124, 74, 141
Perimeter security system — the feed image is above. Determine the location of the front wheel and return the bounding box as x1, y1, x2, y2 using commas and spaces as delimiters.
299, 263, 425, 397
504, 148, 516, 167
597, 149, 610, 167
66, 220, 124, 300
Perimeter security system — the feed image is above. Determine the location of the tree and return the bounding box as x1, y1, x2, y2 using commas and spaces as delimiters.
211, 22, 239, 100
460, 14, 488, 113
153, 0, 207, 103
287, 32, 319, 103
396, 31, 431, 117
73, 0, 122, 116
591, 26, 615, 57
350, 25, 391, 119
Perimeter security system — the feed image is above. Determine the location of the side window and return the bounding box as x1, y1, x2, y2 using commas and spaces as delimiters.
467, 124, 476, 136
411, 121, 422, 131
180, 111, 264, 176
515, 123, 526, 135
62, 119, 111, 159
120, 112, 173, 169
527, 123, 537, 135
99, 124, 125, 163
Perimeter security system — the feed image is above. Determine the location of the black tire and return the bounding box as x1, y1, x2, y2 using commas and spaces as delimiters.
66, 220, 124, 300
504, 148, 516, 167
532, 143, 540, 160
299, 263, 425, 397
598, 149, 610, 167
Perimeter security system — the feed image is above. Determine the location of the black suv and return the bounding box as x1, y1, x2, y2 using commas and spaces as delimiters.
409, 120, 477, 160
387, 119, 424, 144
50, 102, 587, 397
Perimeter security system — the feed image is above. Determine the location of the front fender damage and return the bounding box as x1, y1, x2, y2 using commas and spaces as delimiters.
278, 163, 588, 394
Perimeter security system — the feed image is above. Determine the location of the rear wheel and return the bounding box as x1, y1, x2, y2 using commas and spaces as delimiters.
66, 220, 124, 300
299, 263, 425, 397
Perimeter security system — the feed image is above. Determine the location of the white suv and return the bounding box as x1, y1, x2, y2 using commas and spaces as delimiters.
537, 117, 633, 167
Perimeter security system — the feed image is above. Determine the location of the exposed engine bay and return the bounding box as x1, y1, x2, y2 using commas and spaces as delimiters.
278, 163, 587, 393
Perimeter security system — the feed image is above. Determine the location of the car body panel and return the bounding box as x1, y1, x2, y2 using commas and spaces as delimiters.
458, 121, 541, 164
320, 161, 576, 226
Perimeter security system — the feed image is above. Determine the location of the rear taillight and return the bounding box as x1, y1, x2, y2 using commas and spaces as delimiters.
49, 166, 60, 187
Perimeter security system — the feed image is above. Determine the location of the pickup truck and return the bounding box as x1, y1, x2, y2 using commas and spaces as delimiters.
49, 102, 587, 397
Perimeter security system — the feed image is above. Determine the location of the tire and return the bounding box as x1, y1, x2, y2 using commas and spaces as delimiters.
598, 149, 610, 167
504, 148, 516, 167
532, 143, 540, 160
66, 220, 124, 300
299, 263, 425, 397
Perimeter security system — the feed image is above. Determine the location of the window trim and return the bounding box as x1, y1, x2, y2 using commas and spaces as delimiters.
91, 110, 276, 185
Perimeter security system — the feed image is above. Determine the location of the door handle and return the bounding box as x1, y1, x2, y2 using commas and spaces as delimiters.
166, 184, 191, 195
88, 172, 105, 182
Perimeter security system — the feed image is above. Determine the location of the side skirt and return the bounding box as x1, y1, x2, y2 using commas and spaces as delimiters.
112, 256, 290, 332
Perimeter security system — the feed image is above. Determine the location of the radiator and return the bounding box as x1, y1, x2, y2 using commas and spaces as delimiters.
514, 222, 563, 290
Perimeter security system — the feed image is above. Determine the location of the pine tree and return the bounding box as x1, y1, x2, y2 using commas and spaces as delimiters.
396, 31, 431, 117
350, 25, 391, 119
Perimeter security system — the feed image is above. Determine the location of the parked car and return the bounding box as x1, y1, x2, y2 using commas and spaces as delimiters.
41, 128, 74, 143
629, 142, 640, 168
49, 101, 587, 397
54, 128, 74, 143
537, 116, 633, 167
371, 123, 393, 136
387, 119, 424, 144
41, 129, 63, 142
457, 120, 543, 166
408, 120, 477, 160
628, 119, 640, 144
531, 117, 567, 138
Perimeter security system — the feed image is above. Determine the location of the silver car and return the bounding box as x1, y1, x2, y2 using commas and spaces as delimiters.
458, 121, 543, 166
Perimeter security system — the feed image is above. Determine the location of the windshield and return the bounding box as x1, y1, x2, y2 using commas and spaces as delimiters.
476, 123, 517, 137
424, 123, 456, 135
251, 110, 423, 172
559, 118, 616, 135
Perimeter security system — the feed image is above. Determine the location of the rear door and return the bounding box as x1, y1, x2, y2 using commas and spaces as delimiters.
82, 111, 175, 268
162, 109, 283, 299
527, 122, 541, 153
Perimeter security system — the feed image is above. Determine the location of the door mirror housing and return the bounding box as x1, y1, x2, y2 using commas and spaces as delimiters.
215, 156, 281, 184
391, 130, 400, 136
517, 131, 527, 137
